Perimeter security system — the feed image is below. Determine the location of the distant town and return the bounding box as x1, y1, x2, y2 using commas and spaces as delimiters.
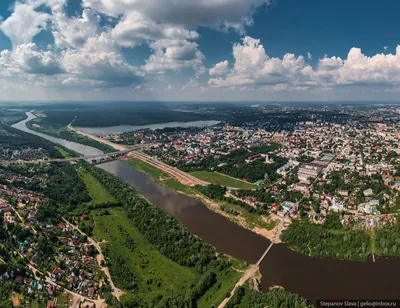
2, 103, 400, 307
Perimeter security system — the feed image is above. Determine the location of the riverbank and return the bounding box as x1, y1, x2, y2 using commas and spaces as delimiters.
65, 126, 281, 240
26, 115, 115, 153
125, 156, 279, 242
12, 113, 400, 305
68, 123, 128, 151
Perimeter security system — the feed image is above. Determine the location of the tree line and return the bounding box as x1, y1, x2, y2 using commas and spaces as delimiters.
281, 221, 370, 261
83, 163, 216, 271
227, 285, 312, 308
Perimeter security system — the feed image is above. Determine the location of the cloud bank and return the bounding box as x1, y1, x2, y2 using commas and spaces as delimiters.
0, 0, 400, 99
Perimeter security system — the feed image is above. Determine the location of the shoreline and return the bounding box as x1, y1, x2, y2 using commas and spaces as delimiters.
69, 125, 285, 242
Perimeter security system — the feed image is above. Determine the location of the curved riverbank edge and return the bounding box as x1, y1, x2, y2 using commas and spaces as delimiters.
67, 125, 282, 242
74, 120, 221, 134
11, 114, 400, 305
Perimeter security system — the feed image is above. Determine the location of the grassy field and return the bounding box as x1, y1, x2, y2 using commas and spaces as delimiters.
220, 201, 278, 231
56, 294, 70, 307
128, 158, 276, 232
197, 265, 242, 308
55, 146, 72, 158
127, 158, 196, 195
77, 168, 116, 205
91, 207, 199, 303
127, 158, 167, 179
190, 171, 256, 189
92, 208, 246, 307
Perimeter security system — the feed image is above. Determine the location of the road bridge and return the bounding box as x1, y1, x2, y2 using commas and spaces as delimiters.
0, 147, 139, 165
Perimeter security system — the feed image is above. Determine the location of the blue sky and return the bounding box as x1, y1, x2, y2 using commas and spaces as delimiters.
1, 0, 400, 101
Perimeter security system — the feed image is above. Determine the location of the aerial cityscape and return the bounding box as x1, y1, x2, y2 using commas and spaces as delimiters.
1, 0, 400, 307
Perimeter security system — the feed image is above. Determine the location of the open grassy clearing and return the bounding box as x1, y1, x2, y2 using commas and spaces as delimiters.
91, 207, 199, 303
197, 263, 243, 308
55, 146, 72, 158
127, 157, 276, 233
56, 293, 70, 307
127, 158, 166, 179
219, 201, 277, 231
127, 158, 196, 195
77, 168, 116, 205
190, 171, 256, 189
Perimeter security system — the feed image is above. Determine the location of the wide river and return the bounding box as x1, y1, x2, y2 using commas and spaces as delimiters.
12, 113, 400, 304
75, 120, 221, 134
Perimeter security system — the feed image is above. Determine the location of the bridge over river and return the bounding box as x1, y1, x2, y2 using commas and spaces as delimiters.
0, 147, 139, 165
8, 112, 400, 306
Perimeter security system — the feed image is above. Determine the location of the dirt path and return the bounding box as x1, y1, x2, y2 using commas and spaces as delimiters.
218, 264, 259, 308
62, 217, 126, 299
28, 264, 106, 308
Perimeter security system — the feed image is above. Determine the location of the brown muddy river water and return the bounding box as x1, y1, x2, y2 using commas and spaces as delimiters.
14, 114, 400, 305
99, 160, 400, 304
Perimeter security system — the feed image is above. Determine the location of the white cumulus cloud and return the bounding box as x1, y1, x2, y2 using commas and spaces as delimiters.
83, 0, 272, 33
0, 2, 49, 47
0, 42, 62, 75
209, 60, 229, 76
61, 33, 142, 87
209, 36, 400, 91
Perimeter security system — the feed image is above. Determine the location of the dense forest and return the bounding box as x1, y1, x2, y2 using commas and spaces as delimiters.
375, 222, 400, 256
281, 221, 371, 261
195, 184, 267, 215
83, 164, 216, 271
37, 106, 210, 127
0, 109, 27, 126
0, 123, 64, 159
227, 285, 312, 308
176, 145, 286, 183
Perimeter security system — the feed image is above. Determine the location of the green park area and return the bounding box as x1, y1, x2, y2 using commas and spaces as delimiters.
91, 207, 197, 304
55, 146, 73, 158
127, 158, 195, 195
91, 207, 244, 307
77, 168, 116, 205
190, 170, 257, 189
